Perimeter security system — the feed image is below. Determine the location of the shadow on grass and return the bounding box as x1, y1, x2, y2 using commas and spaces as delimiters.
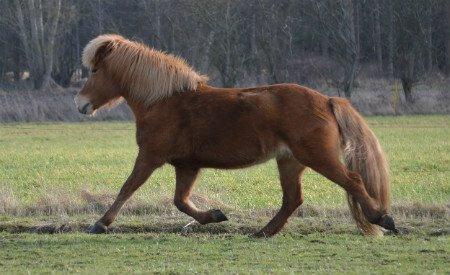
1, 216, 448, 237
0, 221, 256, 235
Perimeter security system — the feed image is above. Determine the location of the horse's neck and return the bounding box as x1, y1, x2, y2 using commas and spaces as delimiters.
122, 93, 148, 120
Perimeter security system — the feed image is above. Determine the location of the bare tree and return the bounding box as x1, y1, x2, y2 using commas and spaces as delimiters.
386, 0, 395, 78
139, 0, 166, 49
88, 0, 104, 35
256, 0, 294, 84
374, 1, 383, 74
9, 0, 62, 90
393, 0, 436, 103
193, 0, 247, 87
306, 0, 359, 98
445, 0, 450, 75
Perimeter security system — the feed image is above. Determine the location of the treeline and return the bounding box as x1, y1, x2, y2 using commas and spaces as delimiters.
0, 0, 449, 103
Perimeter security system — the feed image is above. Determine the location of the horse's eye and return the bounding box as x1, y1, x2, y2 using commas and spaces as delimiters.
91, 69, 98, 74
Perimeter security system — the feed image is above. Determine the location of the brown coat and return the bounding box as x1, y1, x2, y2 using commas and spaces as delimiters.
132, 84, 333, 169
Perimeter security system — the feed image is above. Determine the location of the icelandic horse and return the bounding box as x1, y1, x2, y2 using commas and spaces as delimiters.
75, 34, 398, 237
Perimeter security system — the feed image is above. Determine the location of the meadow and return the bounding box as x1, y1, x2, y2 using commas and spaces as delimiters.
0, 115, 449, 273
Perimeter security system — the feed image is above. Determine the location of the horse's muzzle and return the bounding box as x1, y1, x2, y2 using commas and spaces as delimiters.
74, 95, 94, 115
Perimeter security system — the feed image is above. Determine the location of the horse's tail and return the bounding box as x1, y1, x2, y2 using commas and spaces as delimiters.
329, 97, 390, 236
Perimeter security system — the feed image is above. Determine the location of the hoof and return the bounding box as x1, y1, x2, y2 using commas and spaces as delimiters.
210, 209, 228, 223
88, 222, 108, 234
378, 214, 399, 234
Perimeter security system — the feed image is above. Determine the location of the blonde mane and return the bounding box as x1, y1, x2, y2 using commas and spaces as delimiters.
82, 34, 208, 106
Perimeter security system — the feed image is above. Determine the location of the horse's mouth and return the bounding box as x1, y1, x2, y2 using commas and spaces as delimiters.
80, 103, 92, 114
77, 102, 95, 115
74, 95, 95, 115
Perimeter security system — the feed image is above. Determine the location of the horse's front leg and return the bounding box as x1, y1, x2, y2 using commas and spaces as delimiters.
174, 166, 228, 225
89, 154, 162, 233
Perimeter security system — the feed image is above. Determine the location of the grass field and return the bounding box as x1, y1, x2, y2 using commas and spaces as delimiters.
0, 232, 447, 273
0, 115, 449, 273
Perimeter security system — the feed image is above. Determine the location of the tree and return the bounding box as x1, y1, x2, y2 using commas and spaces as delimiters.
10, 0, 62, 90
446, 0, 450, 75
255, 0, 295, 84
306, 0, 359, 98
192, 0, 247, 87
386, 0, 395, 78
393, 0, 437, 103
374, 1, 383, 74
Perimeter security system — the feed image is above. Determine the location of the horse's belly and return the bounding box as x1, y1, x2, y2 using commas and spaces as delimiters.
170, 142, 292, 169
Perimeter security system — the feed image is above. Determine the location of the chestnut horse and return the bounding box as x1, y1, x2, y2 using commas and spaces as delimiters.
75, 34, 397, 237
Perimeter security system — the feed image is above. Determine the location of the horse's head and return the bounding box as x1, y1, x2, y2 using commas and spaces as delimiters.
75, 35, 123, 115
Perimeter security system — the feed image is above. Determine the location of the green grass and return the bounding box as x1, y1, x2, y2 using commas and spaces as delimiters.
0, 115, 448, 209
0, 232, 448, 274
0, 115, 449, 273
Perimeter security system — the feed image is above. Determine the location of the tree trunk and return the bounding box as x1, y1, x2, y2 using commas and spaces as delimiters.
374, 1, 383, 74
13, 0, 62, 90
387, 0, 395, 78
342, 0, 358, 98
321, 36, 329, 57
1, 44, 7, 81
400, 52, 416, 103
28, 0, 45, 88
426, 3, 433, 71
344, 58, 358, 98
221, 2, 237, 88
201, 32, 214, 73
251, 12, 262, 83
446, 0, 450, 75
154, 0, 162, 49
352, 0, 360, 60
75, 22, 81, 66
40, 0, 61, 90
14, 0, 34, 83
96, 0, 104, 34
12, 42, 22, 81
401, 78, 414, 103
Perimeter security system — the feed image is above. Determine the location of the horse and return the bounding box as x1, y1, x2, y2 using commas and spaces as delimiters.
74, 34, 398, 237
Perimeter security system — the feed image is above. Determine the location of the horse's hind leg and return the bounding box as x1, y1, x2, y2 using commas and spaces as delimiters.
174, 166, 228, 225
291, 140, 384, 224
254, 156, 306, 237
305, 158, 384, 223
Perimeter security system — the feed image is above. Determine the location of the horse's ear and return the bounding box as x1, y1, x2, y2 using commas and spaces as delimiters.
92, 42, 114, 68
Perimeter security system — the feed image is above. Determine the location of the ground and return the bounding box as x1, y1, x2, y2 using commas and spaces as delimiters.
0, 115, 449, 273
0, 232, 447, 273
